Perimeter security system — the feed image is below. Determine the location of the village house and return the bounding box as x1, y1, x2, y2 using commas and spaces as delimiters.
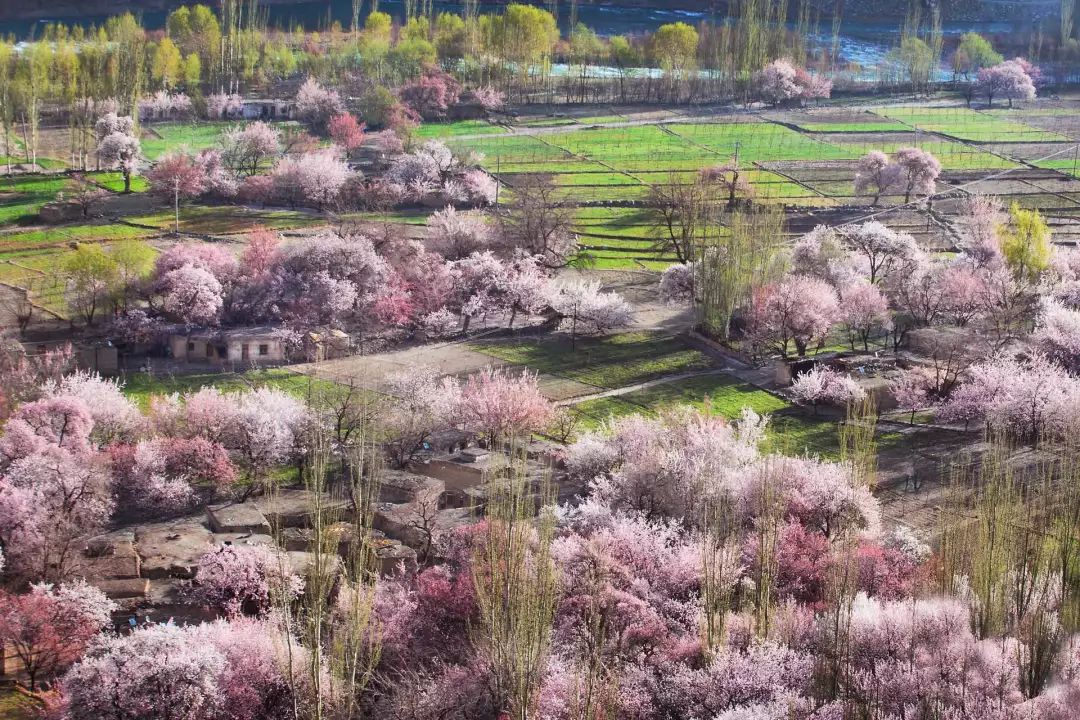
241, 98, 296, 121
169, 326, 286, 367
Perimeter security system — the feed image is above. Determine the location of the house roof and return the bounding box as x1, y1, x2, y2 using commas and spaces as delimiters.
171, 326, 282, 342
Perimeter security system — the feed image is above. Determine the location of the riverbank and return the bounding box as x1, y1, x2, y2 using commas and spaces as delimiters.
0, 0, 1055, 28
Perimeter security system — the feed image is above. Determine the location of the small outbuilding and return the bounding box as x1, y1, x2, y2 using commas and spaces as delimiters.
303, 328, 351, 361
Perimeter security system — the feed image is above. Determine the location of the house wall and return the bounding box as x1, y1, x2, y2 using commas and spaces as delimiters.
225, 338, 284, 364
410, 459, 485, 493
170, 336, 220, 364
242, 102, 294, 120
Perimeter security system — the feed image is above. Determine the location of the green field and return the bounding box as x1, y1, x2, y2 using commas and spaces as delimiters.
568, 371, 841, 456
93, 171, 150, 193
140, 122, 230, 160
0, 690, 40, 720
127, 206, 323, 234
871, 107, 1066, 143
119, 367, 337, 407
471, 331, 716, 390
416, 120, 507, 138
0, 175, 71, 224
795, 121, 910, 133
0, 170, 151, 227
0, 222, 153, 252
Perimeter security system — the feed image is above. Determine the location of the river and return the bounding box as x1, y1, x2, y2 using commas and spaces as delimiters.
0, 1, 1014, 69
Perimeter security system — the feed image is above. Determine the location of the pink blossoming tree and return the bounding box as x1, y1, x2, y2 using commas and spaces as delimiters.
459, 368, 553, 446
748, 274, 839, 358
0, 579, 115, 690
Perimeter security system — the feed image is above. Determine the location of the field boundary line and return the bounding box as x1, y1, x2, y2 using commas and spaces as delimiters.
867, 108, 1033, 170
531, 132, 646, 186
0, 280, 65, 320
1016, 177, 1080, 209
970, 106, 1073, 143
753, 161, 833, 204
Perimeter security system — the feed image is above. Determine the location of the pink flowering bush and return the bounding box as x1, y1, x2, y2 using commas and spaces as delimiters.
428, 206, 494, 259
62, 618, 331, 720
462, 169, 498, 206
978, 59, 1037, 107
892, 146, 942, 203
854, 150, 903, 205
109, 436, 236, 516
398, 68, 462, 120
789, 365, 866, 412
95, 123, 142, 193
147, 151, 208, 201
45, 371, 142, 445
205, 92, 243, 119
192, 544, 302, 617
138, 91, 193, 122
891, 365, 940, 422
548, 280, 634, 344
840, 221, 921, 284
250, 231, 388, 329
220, 121, 280, 176
791, 226, 858, 287
938, 352, 1080, 439
295, 77, 345, 132
154, 242, 239, 283
659, 262, 696, 303
752, 58, 831, 105
270, 149, 351, 209
1033, 299, 1080, 374
839, 281, 893, 350
0, 395, 95, 460
158, 264, 225, 326
327, 112, 366, 153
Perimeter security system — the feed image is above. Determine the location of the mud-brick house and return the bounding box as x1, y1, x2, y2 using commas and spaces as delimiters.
241, 98, 296, 120
169, 326, 285, 367
303, 329, 351, 361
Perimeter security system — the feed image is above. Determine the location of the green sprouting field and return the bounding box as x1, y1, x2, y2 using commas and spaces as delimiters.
870, 106, 1066, 143
0, 175, 71, 225
118, 367, 339, 408
0, 223, 153, 253
139, 122, 232, 160
93, 172, 150, 193
470, 331, 717, 391
567, 371, 842, 456
414, 119, 508, 138
127, 206, 323, 234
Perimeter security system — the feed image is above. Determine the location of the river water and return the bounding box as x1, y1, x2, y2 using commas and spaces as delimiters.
0, 1, 1013, 69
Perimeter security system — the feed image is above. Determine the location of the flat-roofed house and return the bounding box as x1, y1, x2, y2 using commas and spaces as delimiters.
169, 326, 285, 367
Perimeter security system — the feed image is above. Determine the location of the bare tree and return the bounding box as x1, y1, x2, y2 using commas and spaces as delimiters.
646, 172, 721, 264
2, 285, 34, 336
498, 175, 578, 268
69, 174, 107, 219
401, 495, 442, 563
